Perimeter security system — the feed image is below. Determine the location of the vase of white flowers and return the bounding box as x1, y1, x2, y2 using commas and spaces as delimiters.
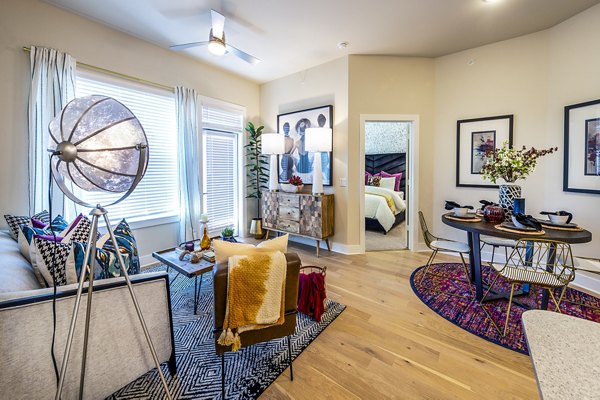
481, 141, 557, 219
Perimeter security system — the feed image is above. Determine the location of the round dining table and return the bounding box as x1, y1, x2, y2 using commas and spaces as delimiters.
441, 214, 592, 308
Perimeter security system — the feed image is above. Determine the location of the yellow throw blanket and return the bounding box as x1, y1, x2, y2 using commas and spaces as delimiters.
218, 251, 287, 351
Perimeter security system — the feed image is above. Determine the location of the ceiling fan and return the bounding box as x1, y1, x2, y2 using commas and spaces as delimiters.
170, 9, 260, 65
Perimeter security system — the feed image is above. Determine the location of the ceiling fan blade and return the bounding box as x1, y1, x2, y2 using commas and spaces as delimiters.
170, 41, 209, 51
211, 9, 226, 40
225, 44, 261, 65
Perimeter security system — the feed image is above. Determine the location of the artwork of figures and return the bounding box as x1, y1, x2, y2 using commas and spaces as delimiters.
471, 130, 496, 174
585, 118, 600, 176
277, 105, 333, 185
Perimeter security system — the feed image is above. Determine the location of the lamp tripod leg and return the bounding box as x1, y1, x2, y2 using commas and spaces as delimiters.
78, 213, 100, 399
55, 213, 99, 400
102, 212, 173, 400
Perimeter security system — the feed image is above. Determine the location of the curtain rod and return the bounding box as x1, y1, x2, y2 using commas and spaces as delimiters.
22, 46, 175, 92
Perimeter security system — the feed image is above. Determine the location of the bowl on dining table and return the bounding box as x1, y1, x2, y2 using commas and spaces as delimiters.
548, 214, 570, 225
453, 207, 470, 217
511, 215, 528, 229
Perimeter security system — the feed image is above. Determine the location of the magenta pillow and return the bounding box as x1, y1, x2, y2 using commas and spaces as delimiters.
379, 171, 403, 192
31, 218, 47, 229
364, 171, 372, 185
34, 233, 63, 242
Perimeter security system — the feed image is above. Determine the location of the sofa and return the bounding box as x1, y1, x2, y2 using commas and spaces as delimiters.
0, 231, 176, 400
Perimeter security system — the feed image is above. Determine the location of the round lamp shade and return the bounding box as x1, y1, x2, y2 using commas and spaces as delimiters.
261, 133, 285, 155
48, 95, 149, 206
305, 128, 332, 153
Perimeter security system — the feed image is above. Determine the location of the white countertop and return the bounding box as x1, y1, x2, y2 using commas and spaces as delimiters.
522, 310, 600, 400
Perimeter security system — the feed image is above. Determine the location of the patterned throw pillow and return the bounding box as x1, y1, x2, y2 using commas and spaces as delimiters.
32, 210, 50, 225
32, 235, 76, 287
17, 225, 61, 262
50, 215, 70, 232
68, 242, 128, 280
99, 219, 140, 275
367, 175, 382, 187
62, 215, 92, 244
4, 215, 30, 240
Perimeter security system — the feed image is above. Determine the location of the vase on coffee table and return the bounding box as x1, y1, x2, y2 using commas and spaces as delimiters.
499, 184, 521, 221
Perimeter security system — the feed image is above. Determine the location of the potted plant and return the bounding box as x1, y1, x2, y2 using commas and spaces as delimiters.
481, 141, 557, 217
220, 226, 236, 242
280, 175, 304, 193
244, 121, 269, 238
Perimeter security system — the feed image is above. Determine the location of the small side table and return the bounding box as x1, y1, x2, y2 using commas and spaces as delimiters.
152, 246, 213, 315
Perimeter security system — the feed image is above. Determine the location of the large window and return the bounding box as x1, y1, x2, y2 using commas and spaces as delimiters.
75, 72, 179, 226
201, 102, 243, 235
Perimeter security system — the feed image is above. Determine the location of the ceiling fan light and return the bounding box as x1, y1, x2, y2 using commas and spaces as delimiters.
208, 40, 226, 56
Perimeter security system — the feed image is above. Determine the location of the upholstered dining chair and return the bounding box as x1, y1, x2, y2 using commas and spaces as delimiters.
481, 239, 576, 337
418, 211, 473, 294
480, 236, 520, 265
213, 252, 301, 399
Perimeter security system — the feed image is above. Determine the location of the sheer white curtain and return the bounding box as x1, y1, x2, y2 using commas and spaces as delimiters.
176, 86, 202, 243
28, 46, 76, 216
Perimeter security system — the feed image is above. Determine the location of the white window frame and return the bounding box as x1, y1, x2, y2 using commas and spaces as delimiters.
199, 96, 246, 237
74, 69, 180, 230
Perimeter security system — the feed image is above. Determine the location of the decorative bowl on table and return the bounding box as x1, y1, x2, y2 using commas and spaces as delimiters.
483, 205, 505, 223
280, 183, 304, 193
453, 207, 470, 217
548, 214, 569, 225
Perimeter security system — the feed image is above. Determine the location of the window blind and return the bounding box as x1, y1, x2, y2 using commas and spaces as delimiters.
75, 74, 179, 224
202, 129, 239, 234
201, 104, 244, 134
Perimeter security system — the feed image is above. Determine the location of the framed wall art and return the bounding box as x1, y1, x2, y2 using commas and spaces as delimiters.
456, 114, 513, 188
277, 105, 333, 185
564, 98, 600, 194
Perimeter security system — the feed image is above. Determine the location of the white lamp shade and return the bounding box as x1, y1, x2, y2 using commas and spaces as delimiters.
305, 128, 332, 153
48, 95, 148, 194
261, 133, 285, 155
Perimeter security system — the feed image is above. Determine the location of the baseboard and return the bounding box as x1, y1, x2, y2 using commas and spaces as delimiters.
287, 235, 362, 255
140, 253, 158, 267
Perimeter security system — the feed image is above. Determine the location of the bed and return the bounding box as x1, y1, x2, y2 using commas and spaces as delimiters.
365, 153, 407, 233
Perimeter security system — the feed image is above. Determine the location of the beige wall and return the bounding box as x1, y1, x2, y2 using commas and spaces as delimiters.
0, 0, 260, 262
260, 57, 350, 251
348, 55, 435, 248
433, 4, 600, 259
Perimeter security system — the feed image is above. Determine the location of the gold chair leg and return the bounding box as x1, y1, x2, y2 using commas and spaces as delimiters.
481, 273, 500, 303
419, 250, 438, 284
459, 253, 474, 295
548, 286, 567, 313
479, 274, 503, 335
502, 283, 516, 337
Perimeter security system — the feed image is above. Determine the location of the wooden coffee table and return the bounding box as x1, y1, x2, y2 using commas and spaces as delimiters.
152, 244, 214, 315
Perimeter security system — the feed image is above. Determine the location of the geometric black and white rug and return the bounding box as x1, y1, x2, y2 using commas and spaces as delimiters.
108, 264, 346, 399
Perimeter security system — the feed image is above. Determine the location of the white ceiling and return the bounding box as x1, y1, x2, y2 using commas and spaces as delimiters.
43, 0, 600, 83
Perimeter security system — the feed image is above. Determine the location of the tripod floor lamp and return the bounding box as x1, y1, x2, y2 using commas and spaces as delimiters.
48, 95, 172, 400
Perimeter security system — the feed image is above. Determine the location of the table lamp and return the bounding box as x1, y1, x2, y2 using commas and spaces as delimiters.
261, 133, 285, 191
47, 95, 171, 400
305, 128, 332, 195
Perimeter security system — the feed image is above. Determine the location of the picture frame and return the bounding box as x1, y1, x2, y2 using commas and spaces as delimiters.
277, 105, 333, 185
456, 114, 513, 188
564, 98, 600, 194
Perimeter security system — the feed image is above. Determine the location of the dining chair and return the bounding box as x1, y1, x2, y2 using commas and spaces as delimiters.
481, 239, 576, 337
480, 236, 520, 265
418, 211, 473, 294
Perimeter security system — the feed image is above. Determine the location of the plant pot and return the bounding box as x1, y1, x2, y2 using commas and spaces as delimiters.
221, 235, 237, 243
499, 184, 521, 221
249, 218, 264, 239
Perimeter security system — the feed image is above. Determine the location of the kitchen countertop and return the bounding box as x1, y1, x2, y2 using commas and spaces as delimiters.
522, 310, 600, 400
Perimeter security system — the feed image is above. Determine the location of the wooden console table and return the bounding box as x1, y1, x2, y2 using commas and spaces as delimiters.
262, 192, 334, 257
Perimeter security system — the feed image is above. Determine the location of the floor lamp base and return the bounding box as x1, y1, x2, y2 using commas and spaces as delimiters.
55, 207, 172, 400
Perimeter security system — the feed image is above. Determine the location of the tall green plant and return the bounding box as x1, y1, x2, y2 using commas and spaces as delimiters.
244, 122, 269, 218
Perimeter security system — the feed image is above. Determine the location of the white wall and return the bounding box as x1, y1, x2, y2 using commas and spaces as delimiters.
0, 0, 260, 263
260, 57, 351, 251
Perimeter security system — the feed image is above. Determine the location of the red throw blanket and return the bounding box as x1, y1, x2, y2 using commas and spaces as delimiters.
297, 272, 326, 322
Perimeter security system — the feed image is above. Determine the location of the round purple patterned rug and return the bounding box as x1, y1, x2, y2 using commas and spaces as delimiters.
410, 263, 600, 354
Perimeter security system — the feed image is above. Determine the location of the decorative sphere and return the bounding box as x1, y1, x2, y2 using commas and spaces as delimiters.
48, 95, 149, 194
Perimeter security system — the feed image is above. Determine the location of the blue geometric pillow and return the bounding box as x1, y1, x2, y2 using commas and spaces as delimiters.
17, 225, 52, 261
50, 215, 69, 232
70, 242, 127, 281
101, 219, 140, 276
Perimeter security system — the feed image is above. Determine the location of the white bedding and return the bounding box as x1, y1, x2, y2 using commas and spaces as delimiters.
365, 186, 407, 232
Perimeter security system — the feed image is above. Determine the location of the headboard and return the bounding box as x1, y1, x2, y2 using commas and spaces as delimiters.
365, 153, 407, 192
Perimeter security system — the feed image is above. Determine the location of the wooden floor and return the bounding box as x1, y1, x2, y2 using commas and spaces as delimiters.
261, 243, 539, 400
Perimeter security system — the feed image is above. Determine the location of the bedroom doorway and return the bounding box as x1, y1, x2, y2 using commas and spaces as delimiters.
359, 115, 419, 252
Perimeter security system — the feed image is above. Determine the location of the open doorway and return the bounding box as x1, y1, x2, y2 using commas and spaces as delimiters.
359, 115, 419, 252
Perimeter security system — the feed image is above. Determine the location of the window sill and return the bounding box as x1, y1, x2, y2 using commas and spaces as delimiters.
99, 214, 179, 231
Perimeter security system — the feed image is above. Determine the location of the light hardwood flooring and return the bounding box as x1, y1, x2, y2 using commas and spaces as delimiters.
261, 242, 539, 400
